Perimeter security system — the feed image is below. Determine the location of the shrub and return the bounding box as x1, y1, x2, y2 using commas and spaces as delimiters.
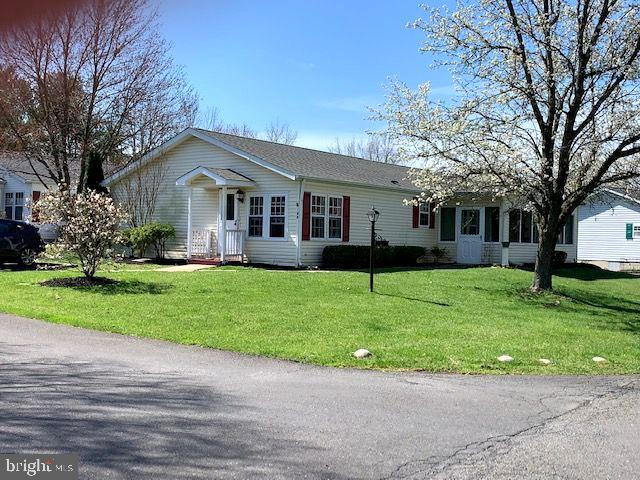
322, 245, 426, 269
430, 246, 448, 264
126, 222, 176, 259
38, 189, 128, 278
552, 250, 568, 266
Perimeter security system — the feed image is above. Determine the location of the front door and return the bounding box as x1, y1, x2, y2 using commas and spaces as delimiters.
218, 191, 239, 257
225, 192, 238, 230
457, 208, 483, 264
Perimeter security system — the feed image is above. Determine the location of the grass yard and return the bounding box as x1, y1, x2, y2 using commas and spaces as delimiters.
0, 264, 638, 374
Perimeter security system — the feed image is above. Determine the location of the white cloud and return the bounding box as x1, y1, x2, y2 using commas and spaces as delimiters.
315, 95, 381, 113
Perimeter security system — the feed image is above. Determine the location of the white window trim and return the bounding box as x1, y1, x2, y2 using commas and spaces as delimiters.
310, 194, 327, 240
418, 202, 430, 228
245, 192, 289, 241
439, 207, 457, 243
4, 191, 25, 221
634, 225, 640, 238
247, 194, 265, 238
309, 192, 344, 242
327, 195, 343, 240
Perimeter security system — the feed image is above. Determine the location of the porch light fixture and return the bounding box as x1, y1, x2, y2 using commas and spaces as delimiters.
367, 206, 380, 292
236, 190, 245, 203
366, 207, 380, 224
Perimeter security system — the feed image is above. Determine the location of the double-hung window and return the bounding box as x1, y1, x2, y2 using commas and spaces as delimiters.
14, 192, 24, 221
634, 225, 640, 238
4, 192, 13, 220
311, 194, 343, 239
269, 195, 286, 238
247, 194, 287, 238
419, 203, 429, 227
311, 195, 326, 239
248, 196, 264, 237
328, 197, 342, 239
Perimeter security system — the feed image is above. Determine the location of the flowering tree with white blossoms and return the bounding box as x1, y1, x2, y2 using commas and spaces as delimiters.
381, 0, 640, 291
38, 189, 128, 278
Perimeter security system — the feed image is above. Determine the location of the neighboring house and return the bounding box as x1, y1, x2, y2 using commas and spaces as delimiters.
0, 154, 54, 222
0, 153, 77, 241
101, 128, 593, 268
577, 189, 640, 271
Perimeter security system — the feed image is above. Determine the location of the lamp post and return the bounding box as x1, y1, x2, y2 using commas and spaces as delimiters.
367, 206, 380, 293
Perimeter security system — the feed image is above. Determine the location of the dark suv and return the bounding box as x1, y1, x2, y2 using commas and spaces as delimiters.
0, 219, 46, 266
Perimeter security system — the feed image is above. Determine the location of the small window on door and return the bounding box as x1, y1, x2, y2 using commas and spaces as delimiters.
460, 209, 480, 235
226, 193, 235, 221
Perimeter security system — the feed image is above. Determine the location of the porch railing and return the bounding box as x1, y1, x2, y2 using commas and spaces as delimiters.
225, 229, 245, 260
190, 229, 214, 258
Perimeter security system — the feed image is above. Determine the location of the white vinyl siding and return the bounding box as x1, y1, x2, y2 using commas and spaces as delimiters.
0, 168, 38, 222
577, 194, 640, 263
300, 180, 435, 266
110, 136, 300, 266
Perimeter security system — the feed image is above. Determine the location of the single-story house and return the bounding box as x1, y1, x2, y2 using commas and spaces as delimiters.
102, 128, 639, 270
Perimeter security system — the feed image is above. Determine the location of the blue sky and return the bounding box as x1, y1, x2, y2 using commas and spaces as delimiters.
158, 0, 453, 150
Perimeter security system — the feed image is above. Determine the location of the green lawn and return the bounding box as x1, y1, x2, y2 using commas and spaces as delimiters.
0, 264, 638, 374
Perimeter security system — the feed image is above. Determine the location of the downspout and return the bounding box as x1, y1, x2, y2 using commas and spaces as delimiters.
296, 178, 305, 267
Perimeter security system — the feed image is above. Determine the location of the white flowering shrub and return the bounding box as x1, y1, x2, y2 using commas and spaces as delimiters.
38, 189, 128, 278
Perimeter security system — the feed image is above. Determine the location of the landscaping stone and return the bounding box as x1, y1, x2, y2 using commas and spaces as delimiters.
592, 356, 607, 363
497, 355, 513, 362
538, 358, 551, 365
353, 349, 371, 359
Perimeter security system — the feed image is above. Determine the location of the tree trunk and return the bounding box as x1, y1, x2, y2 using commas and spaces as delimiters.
532, 224, 559, 292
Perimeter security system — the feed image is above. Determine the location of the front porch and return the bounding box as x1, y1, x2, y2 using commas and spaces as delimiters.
176, 166, 255, 263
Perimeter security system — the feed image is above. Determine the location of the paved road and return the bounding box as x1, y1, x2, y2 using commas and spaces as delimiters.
0, 313, 638, 479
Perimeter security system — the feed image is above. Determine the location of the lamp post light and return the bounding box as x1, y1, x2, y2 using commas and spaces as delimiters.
367, 206, 380, 293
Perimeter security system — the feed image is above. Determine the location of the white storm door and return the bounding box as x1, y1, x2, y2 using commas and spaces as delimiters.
457, 208, 483, 264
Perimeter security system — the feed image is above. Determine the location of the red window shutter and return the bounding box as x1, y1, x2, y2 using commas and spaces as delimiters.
412, 202, 419, 228
302, 192, 311, 241
342, 196, 350, 242
429, 202, 436, 229
31, 191, 41, 222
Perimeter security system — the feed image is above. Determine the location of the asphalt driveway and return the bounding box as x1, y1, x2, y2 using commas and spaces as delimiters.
0, 313, 638, 479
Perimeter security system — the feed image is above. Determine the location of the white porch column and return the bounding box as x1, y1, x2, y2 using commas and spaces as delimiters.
220, 186, 227, 263
186, 186, 193, 259
500, 198, 510, 267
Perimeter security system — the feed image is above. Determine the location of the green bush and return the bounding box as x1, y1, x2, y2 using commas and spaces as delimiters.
322, 245, 426, 269
552, 250, 568, 266
125, 222, 176, 259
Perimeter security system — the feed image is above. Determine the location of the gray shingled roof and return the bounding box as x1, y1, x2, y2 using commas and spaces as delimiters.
195, 129, 417, 191
0, 152, 80, 186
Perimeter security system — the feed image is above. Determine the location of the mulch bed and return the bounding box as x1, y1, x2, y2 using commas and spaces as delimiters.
40, 277, 119, 288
